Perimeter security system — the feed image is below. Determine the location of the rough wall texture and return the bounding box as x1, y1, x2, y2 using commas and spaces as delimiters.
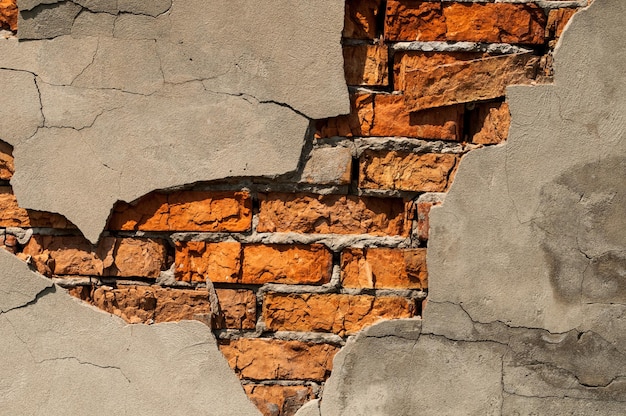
2, 0, 624, 415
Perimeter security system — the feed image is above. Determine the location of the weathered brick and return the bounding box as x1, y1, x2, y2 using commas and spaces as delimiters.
546, 8, 578, 41
393, 51, 484, 92
257, 193, 411, 237
343, 0, 381, 39
22, 236, 166, 277
0, 0, 17, 32
219, 338, 339, 381
341, 247, 427, 289
470, 102, 511, 145
70, 285, 256, 328
242, 244, 333, 285
300, 146, 352, 185
108, 191, 252, 232
243, 384, 317, 416
262, 293, 416, 336
359, 151, 459, 192
174, 241, 241, 283
1, 234, 17, 254
385, 1, 546, 44
404, 53, 539, 111
314, 93, 462, 141
343, 44, 389, 86
0, 141, 14, 180
416, 200, 440, 241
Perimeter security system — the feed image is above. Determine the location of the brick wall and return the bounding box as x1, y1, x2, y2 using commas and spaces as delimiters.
0, 1, 583, 415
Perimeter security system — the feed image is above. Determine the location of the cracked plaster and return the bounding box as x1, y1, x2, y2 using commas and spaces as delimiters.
0, 249, 262, 415
298, 0, 626, 414
0, 0, 349, 243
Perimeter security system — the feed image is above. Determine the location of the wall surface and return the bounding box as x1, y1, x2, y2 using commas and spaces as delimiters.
1, 0, 624, 415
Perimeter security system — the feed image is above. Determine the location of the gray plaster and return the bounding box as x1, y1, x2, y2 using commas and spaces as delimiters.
305, 0, 626, 414
1, 0, 348, 243
0, 249, 261, 415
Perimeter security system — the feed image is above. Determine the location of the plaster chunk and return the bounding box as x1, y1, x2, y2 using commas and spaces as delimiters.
0, 250, 261, 415
0, 0, 349, 243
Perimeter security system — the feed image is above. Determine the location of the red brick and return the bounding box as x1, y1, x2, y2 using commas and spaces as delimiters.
257, 193, 411, 237
242, 244, 332, 285
343, 0, 382, 39
174, 241, 241, 283
416, 200, 440, 241
22, 236, 166, 277
343, 44, 389, 86
0, 0, 17, 32
219, 338, 339, 381
470, 102, 511, 145
262, 293, 416, 336
341, 247, 427, 289
403, 53, 539, 111
359, 151, 459, 192
385, 1, 546, 44
108, 191, 252, 232
243, 384, 317, 416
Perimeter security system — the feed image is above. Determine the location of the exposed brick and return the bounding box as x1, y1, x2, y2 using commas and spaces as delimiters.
219, 338, 339, 381
343, 44, 389, 86
546, 8, 578, 41
314, 93, 462, 141
1, 234, 17, 254
108, 191, 252, 232
243, 384, 317, 416
0, 141, 14, 180
470, 102, 511, 145
416, 200, 440, 241
174, 241, 241, 283
343, 0, 381, 39
22, 236, 166, 277
262, 293, 416, 336
0, 0, 17, 32
242, 244, 333, 285
393, 51, 484, 92
385, 1, 546, 44
70, 285, 256, 328
0, 187, 74, 228
359, 151, 459, 192
404, 53, 539, 111
300, 146, 352, 185
257, 193, 411, 237
341, 247, 427, 289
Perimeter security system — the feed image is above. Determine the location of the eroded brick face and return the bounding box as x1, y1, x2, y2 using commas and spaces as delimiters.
2, 1, 583, 415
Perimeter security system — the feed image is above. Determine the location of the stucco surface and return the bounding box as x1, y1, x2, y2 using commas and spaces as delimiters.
0, 249, 261, 415
300, 0, 626, 414
0, 0, 348, 243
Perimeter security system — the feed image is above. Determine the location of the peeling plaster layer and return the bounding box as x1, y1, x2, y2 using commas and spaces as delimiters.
300, 0, 626, 414
0, 249, 261, 415
1, 0, 349, 243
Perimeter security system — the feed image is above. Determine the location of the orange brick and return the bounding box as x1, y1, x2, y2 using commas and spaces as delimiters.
108, 191, 252, 232
22, 236, 167, 277
174, 241, 241, 283
343, 44, 389, 86
262, 293, 416, 336
385, 1, 546, 44
242, 244, 332, 285
214, 288, 257, 330
343, 0, 382, 39
470, 102, 511, 145
547, 8, 578, 41
403, 53, 539, 111
0, 0, 17, 32
0, 141, 14, 180
219, 338, 339, 381
243, 384, 317, 416
341, 247, 427, 289
416, 200, 440, 241
359, 151, 459, 192
257, 193, 411, 237
314, 93, 462, 141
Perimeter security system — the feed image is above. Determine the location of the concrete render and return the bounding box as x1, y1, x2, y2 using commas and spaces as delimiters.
0, 248, 262, 415
0, 0, 349, 243
298, 0, 626, 414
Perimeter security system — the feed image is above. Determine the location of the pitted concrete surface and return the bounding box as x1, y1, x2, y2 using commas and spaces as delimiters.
299, 0, 626, 414
0, 0, 348, 242
0, 249, 261, 415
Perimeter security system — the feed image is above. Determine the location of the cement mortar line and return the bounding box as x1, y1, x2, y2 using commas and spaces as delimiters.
256, 282, 426, 299
213, 329, 346, 345
414, 0, 587, 7
239, 380, 323, 388
314, 136, 470, 155
391, 41, 534, 55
